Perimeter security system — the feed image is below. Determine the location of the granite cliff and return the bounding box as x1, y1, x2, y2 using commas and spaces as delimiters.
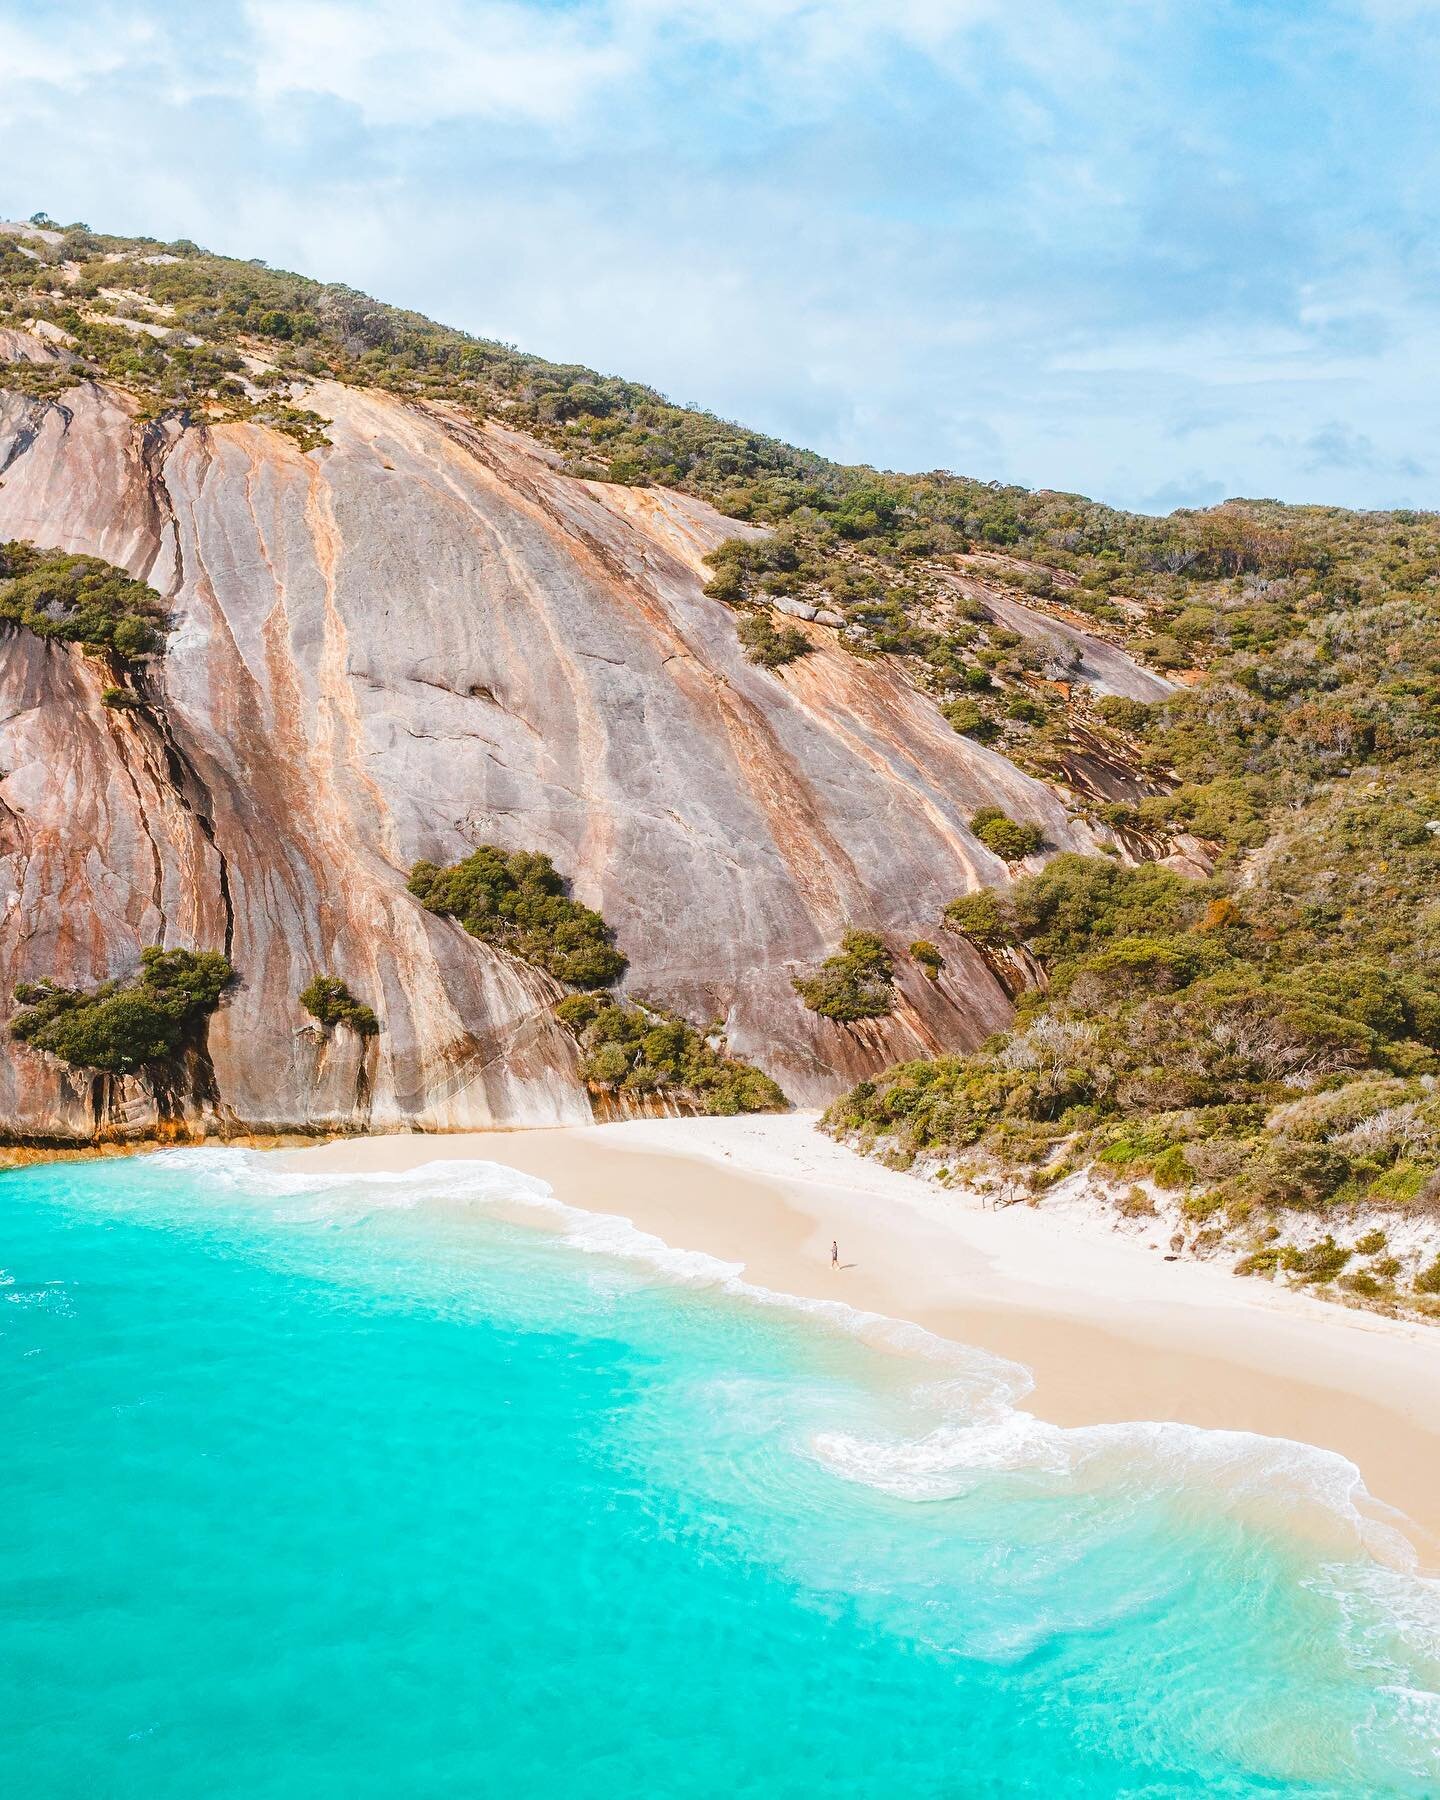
0, 358, 1161, 1141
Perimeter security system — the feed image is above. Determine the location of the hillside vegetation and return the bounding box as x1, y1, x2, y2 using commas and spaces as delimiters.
0, 541, 166, 664
828, 807, 1440, 1312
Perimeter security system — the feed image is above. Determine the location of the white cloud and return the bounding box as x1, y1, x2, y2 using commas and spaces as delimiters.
1, 0, 1435, 513
0, 7, 161, 85
244, 0, 630, 125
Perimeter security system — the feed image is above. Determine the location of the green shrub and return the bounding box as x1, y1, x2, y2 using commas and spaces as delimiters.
969, 808, 1044, 861
409, 846, 626, 990
942, 699, 997, 741
942, 890, 1017, 950
793, 930, 896, 1021
910, 939, 944, 979
1151, 1144, 1195, 1189
554, 999, 785, 1115
0, 542, 167, 663
1281, 1236, 1353, 1283
11, 948, 233, 1074
1415, 1256, 1440, 1295
1096, 697, 1153, 736
1368, 1163, 1426, 1201
299, 974, 379, 1036
737, 613, 812, 668
1244, 1145, 1353, 1209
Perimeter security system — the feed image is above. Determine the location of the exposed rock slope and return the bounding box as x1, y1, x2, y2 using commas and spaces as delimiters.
0, 363, 1130, 1137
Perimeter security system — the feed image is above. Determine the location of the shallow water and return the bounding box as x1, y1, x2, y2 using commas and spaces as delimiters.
2, 1149, 1437, 1797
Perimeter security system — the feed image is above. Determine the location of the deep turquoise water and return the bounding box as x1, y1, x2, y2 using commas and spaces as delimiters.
1, 1151, 1437, 1797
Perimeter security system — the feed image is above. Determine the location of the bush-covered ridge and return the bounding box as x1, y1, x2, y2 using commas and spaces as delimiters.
826, 814, 1440, 1309
0, 541, 167, 663
11, 948, 233, 1075
6, 215, 1435, 848
3, 247, 1433, 829
554, 995, 785, 1116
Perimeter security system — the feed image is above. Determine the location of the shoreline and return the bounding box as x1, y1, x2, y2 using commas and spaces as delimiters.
283, 1114, 1440, 1556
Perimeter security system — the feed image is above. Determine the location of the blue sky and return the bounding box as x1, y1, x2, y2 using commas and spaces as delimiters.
2, 0, 1436, 513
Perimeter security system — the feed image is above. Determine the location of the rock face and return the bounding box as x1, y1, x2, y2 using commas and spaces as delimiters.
0, 368, 1118, 1138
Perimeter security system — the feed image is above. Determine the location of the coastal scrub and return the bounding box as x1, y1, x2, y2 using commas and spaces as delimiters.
409, 847, 627, 990
11, 948, 234, 1074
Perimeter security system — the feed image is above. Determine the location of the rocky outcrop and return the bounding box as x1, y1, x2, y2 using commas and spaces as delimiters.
0, 366, 1113, 1137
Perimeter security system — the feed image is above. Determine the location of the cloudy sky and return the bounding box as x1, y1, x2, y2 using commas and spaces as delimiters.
2, 0, 1436, 512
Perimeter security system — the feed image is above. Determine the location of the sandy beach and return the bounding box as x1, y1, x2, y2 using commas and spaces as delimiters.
286, 1113, 1440, 1555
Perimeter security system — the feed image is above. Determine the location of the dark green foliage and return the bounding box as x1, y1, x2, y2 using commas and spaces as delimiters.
554, 995, 785, 1115
408, 846, 626, 990
793, 930, 895, 1021
942, 890, 1018, 950
0, 542, 167, 662
988, 854, 1200, 962
910, 940, 944, 979
299, 974, 379, 1036
942, 699, 998, 741
1281, 1236, 1353, 1283
737, 614, 812, 668
11, 948, 233, 1074
969, 808, 1044, 861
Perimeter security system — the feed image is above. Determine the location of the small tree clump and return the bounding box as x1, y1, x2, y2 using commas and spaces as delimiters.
0, 542, 168, 664
793, 930, 896, 1021
554, 995, 786, 1115
910, 940, 945, 979
942, 890, 1018, 949
299, 974, 379, 1036
11, 948, 233, 1074
942, 699, 998, 741
970, 808, 1044, 862
737, 613, 812, 668
409, 846, 627, 990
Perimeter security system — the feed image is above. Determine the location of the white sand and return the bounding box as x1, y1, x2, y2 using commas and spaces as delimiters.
287, 1113, 1440, 1552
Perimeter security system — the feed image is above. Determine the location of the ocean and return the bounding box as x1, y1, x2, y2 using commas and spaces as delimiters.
2, 1149, 1437, 1797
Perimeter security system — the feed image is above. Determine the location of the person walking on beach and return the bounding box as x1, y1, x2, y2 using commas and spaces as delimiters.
831, 1239, 839, 1271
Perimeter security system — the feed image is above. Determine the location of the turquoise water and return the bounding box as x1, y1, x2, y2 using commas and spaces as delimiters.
1, 1152, 1437, 1797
